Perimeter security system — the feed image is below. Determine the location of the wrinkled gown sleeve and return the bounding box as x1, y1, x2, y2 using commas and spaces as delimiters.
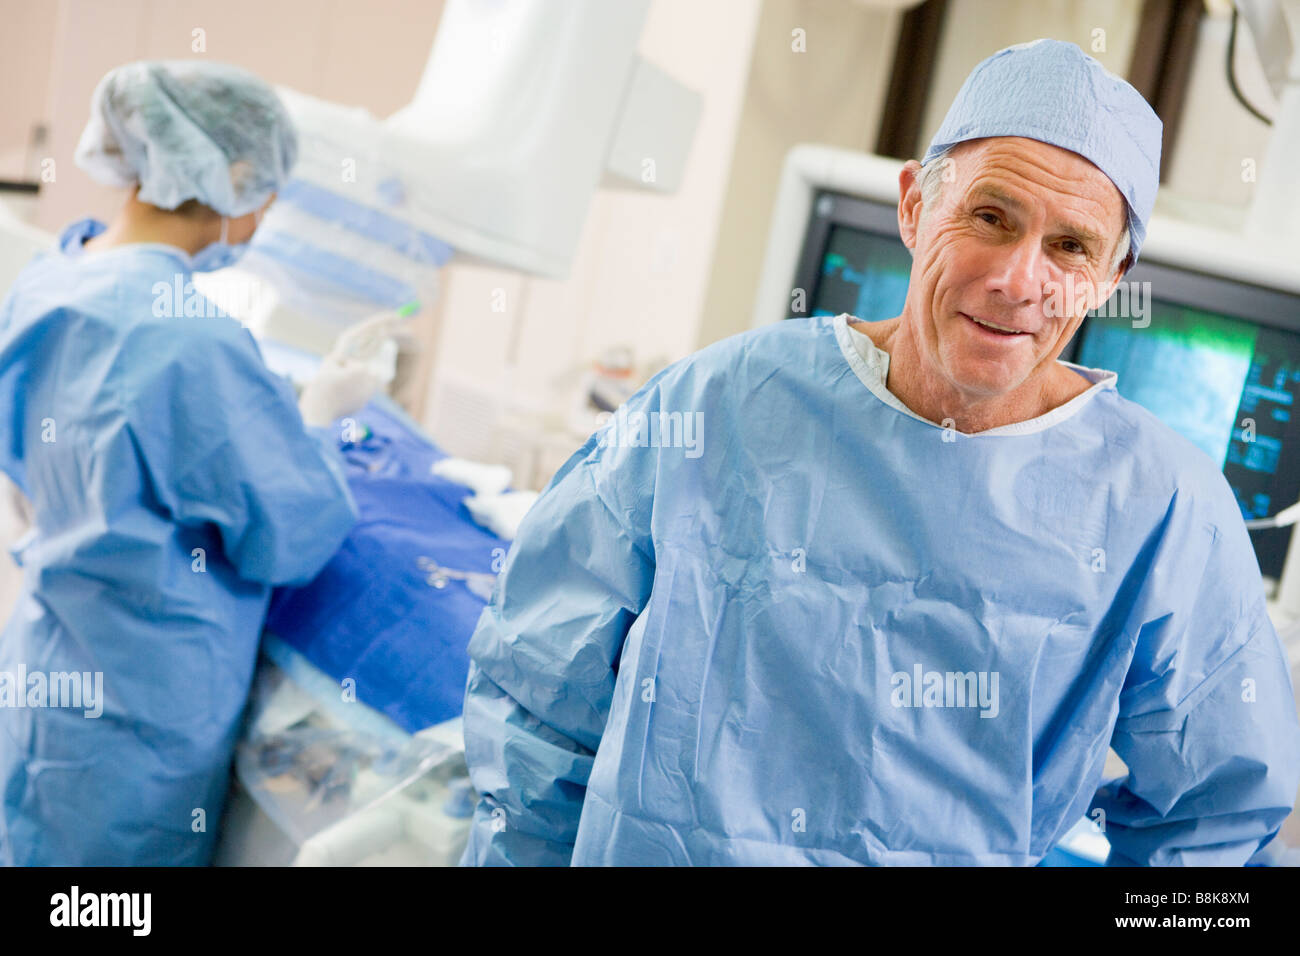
458, 378, 663, 866
1091, 493, 1300, 866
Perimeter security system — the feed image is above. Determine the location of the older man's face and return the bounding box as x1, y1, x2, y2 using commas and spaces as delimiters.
901, 137, 1127, 399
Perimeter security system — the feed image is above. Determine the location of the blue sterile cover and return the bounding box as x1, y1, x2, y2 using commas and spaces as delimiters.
266, 400, 505, 732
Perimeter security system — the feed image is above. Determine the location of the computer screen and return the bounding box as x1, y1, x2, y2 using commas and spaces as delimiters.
790, 191, 1300, 580
811, 223, 913, 320
791, 190, 911, 321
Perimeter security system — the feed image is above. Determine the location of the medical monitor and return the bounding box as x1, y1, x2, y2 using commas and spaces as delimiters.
789, 190, 912, 321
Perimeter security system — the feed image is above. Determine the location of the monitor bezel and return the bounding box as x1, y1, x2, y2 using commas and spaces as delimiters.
792, 189, 904, 319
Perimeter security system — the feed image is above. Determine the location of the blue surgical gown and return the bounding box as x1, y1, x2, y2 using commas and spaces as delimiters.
461, 313, 1300, 866
0, 219, 357, 865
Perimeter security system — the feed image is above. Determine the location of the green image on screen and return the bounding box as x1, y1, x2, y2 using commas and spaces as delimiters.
1075, 305, 1256, 466
814, 225, 913, 321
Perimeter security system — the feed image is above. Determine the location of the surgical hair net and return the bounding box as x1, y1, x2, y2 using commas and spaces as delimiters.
74, 60, 298, 218
922, 39, 1162, 263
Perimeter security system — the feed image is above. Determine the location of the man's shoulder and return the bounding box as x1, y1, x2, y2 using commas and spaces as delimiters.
1090, 386, 1240, 521
660, 316, 839, 385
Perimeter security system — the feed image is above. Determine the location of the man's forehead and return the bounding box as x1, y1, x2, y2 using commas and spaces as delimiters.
949, 138, 1127, 233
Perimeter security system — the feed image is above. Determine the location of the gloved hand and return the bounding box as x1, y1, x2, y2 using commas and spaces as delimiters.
298, 310, 408, 428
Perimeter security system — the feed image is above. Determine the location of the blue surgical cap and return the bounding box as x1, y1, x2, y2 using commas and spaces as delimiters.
922, 39, 1162, 264
75, 61, 298, 218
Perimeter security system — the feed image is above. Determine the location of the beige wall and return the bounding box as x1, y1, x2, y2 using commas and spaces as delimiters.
9, 0, 444, 233
0, 1, 59, 182
696, 0, 903, 349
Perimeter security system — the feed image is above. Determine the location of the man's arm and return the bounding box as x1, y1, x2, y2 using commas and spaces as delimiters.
459, 400, 661, 866
1091, 513, 1300, 866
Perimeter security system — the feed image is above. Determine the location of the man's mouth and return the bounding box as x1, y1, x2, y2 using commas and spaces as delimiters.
961, 313, 1030, 337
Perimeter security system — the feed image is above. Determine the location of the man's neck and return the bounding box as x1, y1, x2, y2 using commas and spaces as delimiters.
849, 317, 1088, 433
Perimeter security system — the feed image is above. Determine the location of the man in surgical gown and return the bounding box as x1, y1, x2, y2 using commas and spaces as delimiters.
460, 40, 1300, 866
0, 62, 370, 865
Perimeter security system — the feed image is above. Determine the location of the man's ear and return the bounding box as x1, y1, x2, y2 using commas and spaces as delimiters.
898, 160, 923, 251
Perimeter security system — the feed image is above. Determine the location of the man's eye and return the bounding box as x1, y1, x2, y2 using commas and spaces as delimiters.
977, 212, 1000, 226
1060, 240, 1085, 255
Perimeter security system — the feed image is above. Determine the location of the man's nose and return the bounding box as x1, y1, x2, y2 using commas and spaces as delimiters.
986, 237, 1046, 306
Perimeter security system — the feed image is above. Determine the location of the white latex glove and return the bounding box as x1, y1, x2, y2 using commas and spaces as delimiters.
298, 358, 387, 428
431, 458, 513, 496
298, 311, 407, 428
464, 490, 540, 540
332, 309, 409, 367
